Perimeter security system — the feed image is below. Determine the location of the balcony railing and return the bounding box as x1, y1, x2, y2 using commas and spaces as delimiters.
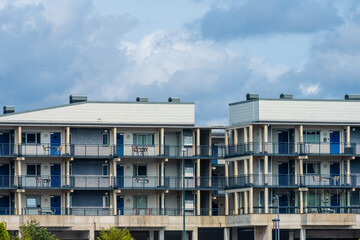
226, 174, 358, 188
18, 175, 72, 189
225, 142, 357, 157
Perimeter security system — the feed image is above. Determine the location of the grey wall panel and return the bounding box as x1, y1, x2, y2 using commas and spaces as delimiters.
72, 191, 105, 207
229, 101, 259, 126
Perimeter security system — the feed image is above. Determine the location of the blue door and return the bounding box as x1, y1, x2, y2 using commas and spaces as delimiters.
278, 132, 288, 154
278, 163, 288, 186
117, 196, 124, 215
50, 133, 61, 155
117, 165, 124, 188
51, 164, 61, 187
116, 134, 124, 156
0, 196, 9, 215
330, 131, 340, 154
331, 194, 340, 213
51, 196, 61, 215
0, 133, 9, 155
279, 195, 288, 214
330, 163, 340, 186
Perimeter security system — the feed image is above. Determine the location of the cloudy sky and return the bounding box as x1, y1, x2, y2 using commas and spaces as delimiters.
0, 0, 359, 125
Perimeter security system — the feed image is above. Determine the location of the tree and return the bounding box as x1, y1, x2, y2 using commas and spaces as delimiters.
17, 220, 58, 240
0, 221, 10, 240
97, 227, 133, 240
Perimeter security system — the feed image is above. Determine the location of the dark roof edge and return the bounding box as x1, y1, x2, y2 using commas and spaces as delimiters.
229, 98, 360, 106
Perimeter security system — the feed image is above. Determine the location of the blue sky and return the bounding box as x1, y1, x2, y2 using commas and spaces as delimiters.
0, 0, 359, 125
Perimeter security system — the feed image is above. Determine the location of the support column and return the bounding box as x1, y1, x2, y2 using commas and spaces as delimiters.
299, 190, 303, 214
264, 156, 268, 185
192, 130, 196, 156
149, 231, 154, 240
225, 130, 229, 155
244, 159, 248, 184
18, 192, 22, 215
196, 190, 200, 216
294, 126, 298, 153
244, 191, 248, 214
161, 192, 165, 215
244, 127, 248, 152
264, 125, 268, 153
259, 126, 262, 153
249, 125, 253, 152
347, 125, 351, 147
66, 160, 70, 186
249, 156, 253, 184
249, 188, 253, 214
225, 161, 229, 186
196, 128, 200, 156
209, 191, 212, 216
113, 127, 117, 155
295, 159, 298, 185
159, 229, 165, 240
224, 228, 230, 240
197, 159, 200, 187
66, 191, 70, 215
299, 125, 303, 153
113, 191, 117, 215
234, 192, 238, 215
161, 160, 165, 186
66, 126, 70, 155
231, 228, 238, 240
264, 188, 268, 214
234, 160, 238, 186
300, 228, 306, 240
234, 128, 238, 153
299, 158, 303, 185
18, 126, 22, 152
225, 192, 229, 215
208, 159, 212, 187
289, 231, 294, 240
208, 129, 212, 156
192, 228, 198, 240
160, 128, 164, 155
347, 158, 351, 185
255, 226, 272, 240
341, 128, 345, 153
89, 230, 95, 240
156, 129, 160, 156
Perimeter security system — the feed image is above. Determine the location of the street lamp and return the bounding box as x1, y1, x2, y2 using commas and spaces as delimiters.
182, 148, 186, 240
272, 195, 280, 240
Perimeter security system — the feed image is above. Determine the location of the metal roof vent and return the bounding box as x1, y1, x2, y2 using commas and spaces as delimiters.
345, 94, 360, 100
3, 106, 15, 114
70, 95, 87, 104
168, 97, 180, 103
280, 93, 293, 99
246, 93, 259, 101
136, 97, 148, 102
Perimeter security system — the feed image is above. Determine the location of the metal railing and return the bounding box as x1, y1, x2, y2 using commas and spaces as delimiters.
17, 175, 72, 189
306, 206, 360, 214
226, 174, 358, 188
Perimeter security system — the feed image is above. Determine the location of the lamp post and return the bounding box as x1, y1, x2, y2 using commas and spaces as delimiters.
182, 148, 186, 240
272, 195, 280, 240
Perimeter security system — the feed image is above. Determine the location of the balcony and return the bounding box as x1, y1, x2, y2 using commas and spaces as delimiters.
18, 175, 72, 189
225, 142, 358, 158
226, 174, 358, 188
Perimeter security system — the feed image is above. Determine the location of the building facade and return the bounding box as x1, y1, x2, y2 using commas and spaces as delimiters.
1, 93, 360, 240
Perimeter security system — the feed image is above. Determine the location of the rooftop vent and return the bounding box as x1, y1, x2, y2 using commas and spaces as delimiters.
345, 94, 360, 100
70, 95, 87, 104
280, 93, 293, 99
3, 106, 15, 114
168, 97, 180, 103
136, 97, 148, 102
246, 93, 259, 101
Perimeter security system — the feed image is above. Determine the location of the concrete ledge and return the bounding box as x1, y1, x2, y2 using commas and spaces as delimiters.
302, 214, 356, 226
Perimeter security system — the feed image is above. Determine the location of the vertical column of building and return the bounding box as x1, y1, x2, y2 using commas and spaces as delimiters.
15, 126, 23, 215
225, 129, 229, 155
234, 128, 238, 154
196, 128, 200, 156
160, 127, 164, 155
244, 191, 248, 214
244, 127, 248, 152
225, 191, 229, 216
234, 191, 238, 215
113, 127, 117, 155
264, 125, 268, 153
66, 127, 70, 155
258, 126, 262, 153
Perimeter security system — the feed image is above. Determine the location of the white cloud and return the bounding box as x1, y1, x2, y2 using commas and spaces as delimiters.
299, 83, 320, 95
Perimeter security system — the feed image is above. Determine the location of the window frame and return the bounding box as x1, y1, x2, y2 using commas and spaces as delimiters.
133, 134, 155, 146
27, 164, 41, 176
133, 165, 147, 177
102, 133, 109, 146
27, 196, 41, 208
102, 164, 109, 176
22, 132, 41, 144
303, 131, 321, 143
103, 195, 109, 208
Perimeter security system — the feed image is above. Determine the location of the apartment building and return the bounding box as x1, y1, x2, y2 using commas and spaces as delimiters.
224, 93, 360, 240
0, 96, 226, 240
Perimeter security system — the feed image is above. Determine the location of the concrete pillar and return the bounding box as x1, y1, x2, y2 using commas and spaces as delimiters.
234, 129, 238, 154
208, 159, 212, 187
89, 230, 95, 240
299, 190, 303, 214
264, 156, 268, 184
192, 130, 196, 156
347, 159, 351, 185
289, 230, 294, 240
66, 160, 70, 186
264, 188, 268, 214
225, 130, 229, 155
300, 228, 306, 240
244, 191, 248, 214
224, 228, 230, 240
196, 128, 200, 156
304, 191, 308, 213
197, 159, 200, 187
156, 129, 160, 156
225, 161, 229, 186
347, 125, 351, 147
225, 192, 229, 215
161, 192, 165, 215
249, 188, 253, 214
244, 127, 248, 152
259, 126, 262, 153
264, 125, 268, 152
299, 125, 303, 153
113, 191, 117, 215
209, 129, 212, 156
66, 191, 70, 214
295, 159, 298, 185
18, 192, 22, 215
231, 228, 238, 240
255, 226, 272, 240
294, 126, 298, 153
234, 160, 238, 178
160, 128, 164, 155
234, 192, 238, 215
149, 231, 154, 240
244, 159, 248, 182
209, 191, 212, 216
66, 126, 70, 154
161, 160, 165, 186
159, 229, 164, 240
341, 128, 345, 153
249, 125, 253, 152
249, 156, 253, 184
196, 190, 200, 216
299, 158, 303, 185
192, 228, 198, 240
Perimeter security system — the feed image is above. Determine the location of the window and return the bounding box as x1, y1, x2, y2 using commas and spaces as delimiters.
102, 164, 109, 176
133, 134, 154, 145
133, 196, 147, 208
303, 162, 320, 174
27, 196, 41, 208
102, 133, 108, 145
133, 165, 147, 176
27, 164, 41, 176
22, 133, 41, 144
103, 196, 109, 208
303, 131, 320, 143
